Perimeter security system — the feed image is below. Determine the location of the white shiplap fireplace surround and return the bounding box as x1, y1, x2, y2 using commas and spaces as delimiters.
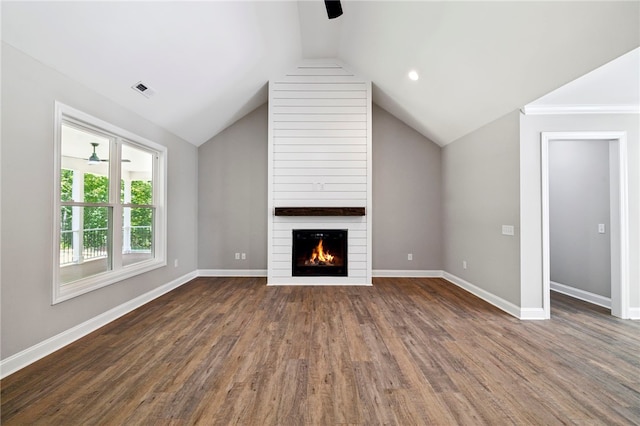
267, 60, 372, 285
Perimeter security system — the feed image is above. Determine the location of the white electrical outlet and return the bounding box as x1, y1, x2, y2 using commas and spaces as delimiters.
408, 253, 413, 261
235, 253, 240, 260
241, 253, 246, 260
598, 224, 606, 234
463, 260, 467, 269
174, 259, 179, 268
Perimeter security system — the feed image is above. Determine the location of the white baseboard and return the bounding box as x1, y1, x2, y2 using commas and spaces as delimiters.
197, 269, 267, 277
200, 269, 445, 279
377, 270, 546, 319
373, 270, 443, 278
628, 307, 640, 320
0, 271, 197, 380
550, 281, 611, 309
441, 272, 521, 319
3, 268, 578, 378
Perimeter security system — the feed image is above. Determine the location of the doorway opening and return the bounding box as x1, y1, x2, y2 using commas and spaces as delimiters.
541, 131, 629, 318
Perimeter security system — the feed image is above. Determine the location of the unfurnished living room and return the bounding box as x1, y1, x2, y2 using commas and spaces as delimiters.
1, 1, 639, 424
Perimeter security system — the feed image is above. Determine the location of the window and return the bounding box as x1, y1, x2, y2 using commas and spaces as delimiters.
54, 102, 166, 303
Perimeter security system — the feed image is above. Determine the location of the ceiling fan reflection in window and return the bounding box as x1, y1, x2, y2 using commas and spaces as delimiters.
66, 142, 131, 164
86, 142, 131, 164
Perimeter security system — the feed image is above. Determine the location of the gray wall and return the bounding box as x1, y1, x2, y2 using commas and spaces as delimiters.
549, 140, 611, 297
1, 43, 199, 359
520, 113, 640, 312
372, 105, 442, 270
442, 111, 521, 306
197, 103, 443, 271
198, 103, 268, 270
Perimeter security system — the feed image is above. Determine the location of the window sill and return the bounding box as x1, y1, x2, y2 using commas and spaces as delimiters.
53, 258, 167, 304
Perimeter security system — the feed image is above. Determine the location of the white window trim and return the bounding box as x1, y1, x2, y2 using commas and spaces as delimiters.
53, 102, 167, 304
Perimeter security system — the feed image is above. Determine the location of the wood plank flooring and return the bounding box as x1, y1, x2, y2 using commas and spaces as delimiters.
2, 277, 639, 425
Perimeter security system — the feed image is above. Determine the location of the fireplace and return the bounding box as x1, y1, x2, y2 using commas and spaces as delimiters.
292, 229, 347, 277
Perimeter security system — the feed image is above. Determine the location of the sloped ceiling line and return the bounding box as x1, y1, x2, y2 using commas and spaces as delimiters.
2, 1, 638, 147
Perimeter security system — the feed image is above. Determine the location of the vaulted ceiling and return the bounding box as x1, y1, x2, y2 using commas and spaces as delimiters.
2, 1, 638, 147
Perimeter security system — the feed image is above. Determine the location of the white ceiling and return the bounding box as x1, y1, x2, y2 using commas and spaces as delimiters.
2, 1, 639, 147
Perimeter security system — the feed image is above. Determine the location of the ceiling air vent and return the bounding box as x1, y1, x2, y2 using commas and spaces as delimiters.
131, 81, 157, 98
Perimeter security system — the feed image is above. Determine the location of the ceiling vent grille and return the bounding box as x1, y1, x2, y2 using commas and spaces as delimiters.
131, 81, 157, 98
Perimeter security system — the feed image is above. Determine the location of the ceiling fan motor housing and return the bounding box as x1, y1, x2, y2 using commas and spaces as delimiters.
325, 0, 342, 19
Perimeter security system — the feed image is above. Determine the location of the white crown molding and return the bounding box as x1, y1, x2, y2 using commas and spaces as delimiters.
0, 271, 197, 380
522, 104, 640, 115
550, 281, 611, 309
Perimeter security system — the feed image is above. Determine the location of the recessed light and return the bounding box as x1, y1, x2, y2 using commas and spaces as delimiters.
408, 70, 419, 81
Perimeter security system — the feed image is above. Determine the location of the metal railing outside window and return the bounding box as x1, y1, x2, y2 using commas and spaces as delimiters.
60, 228, 108, 265
61, 226, 152, 265
125, 225, 153, 252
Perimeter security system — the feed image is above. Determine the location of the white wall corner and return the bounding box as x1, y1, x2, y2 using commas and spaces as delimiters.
441, 272, 521, 319
519, 307, 548, 320
0, 270, 197, 380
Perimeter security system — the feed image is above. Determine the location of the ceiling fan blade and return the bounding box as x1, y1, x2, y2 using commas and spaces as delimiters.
99, 159, 131, 162
63, 155, 88, 161
61, 155, 130, 162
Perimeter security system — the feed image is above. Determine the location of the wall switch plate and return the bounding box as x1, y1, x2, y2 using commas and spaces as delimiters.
463, 260, 467, 269
407, 253, 413, 261
598, 224, 606, 234
502, 225, 515, 236
241, 253, 246, 260
174, 259, 179, 268
235, 253, 240, 260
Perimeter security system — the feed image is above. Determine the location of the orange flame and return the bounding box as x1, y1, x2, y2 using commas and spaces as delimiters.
306, 239, 335, 265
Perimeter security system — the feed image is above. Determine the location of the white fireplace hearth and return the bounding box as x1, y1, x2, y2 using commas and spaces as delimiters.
267, 60, 372, 285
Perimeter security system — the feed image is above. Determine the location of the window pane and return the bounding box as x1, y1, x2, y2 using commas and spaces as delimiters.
61, 123, 110, 202
61, 170, 73, 202
123, 207, 154, 266
60, 206, 112, 284
121, 144, 153, 204
84, 173, 109, 203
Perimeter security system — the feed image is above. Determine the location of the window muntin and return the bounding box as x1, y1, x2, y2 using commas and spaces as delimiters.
54, 103, 166, 303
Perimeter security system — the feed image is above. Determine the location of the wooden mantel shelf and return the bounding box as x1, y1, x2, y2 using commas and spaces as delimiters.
274, 207, 365, 217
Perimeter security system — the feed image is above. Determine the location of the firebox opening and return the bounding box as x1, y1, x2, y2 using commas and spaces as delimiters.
292, 229, 347, 277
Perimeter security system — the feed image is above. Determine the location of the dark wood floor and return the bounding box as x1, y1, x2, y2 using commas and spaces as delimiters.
2, 277, 639, 425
